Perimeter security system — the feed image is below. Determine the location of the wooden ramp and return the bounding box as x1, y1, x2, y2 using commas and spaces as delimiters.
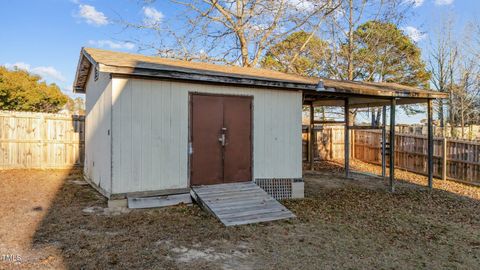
191, 182, 295, 226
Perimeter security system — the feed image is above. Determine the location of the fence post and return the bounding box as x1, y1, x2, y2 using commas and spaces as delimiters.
381, 106, 387, 178
389, 99, 396, 192
427, 99, 434, 190
309, 103, 314, 170
344, 99, 350, 178
40, 114, 45, 169
442, 137, 447, 181
351, 129, 355, 159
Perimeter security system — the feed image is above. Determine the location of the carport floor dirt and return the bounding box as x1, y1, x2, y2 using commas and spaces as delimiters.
0, 161, 479, 269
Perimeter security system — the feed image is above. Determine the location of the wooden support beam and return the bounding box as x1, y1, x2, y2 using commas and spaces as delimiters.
309, 103, 314, 170
344, 99, 350, 178
427, 99, 434, 190
348, 125, 384, 130
351, 128, 355, 159
442, 110, 448, 181
381, 106, 387, 178
389, 99, 396, 192
313, 120, 345, 124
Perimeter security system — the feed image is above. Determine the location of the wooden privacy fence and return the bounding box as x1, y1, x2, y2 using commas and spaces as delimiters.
302, 125, 346, 161
354, 130, 480, 184
303, 127, 480, 185
0, 110, 85, 169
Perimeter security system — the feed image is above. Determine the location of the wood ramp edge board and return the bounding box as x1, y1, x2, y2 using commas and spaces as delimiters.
128, 193, 192, 209
191, 182, 295, 226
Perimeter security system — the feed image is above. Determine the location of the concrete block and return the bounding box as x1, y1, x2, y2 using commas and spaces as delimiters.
292, 181, 304, 199
107, 198, 128, 208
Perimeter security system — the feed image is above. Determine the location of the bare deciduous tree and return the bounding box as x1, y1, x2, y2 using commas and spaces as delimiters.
429, 16, 457, 131
321, 0, 414, 124
124, 0, 340, 67
429, 17, 480, 139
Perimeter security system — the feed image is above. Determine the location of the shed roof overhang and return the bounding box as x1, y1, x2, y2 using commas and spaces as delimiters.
73, 48, 447, 106
303, 91, 430, 108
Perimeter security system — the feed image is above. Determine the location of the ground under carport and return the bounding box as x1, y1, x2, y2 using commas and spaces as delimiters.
0, 162, 479, 269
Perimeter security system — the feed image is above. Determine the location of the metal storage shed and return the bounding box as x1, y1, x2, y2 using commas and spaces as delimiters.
73, 47, 447, 210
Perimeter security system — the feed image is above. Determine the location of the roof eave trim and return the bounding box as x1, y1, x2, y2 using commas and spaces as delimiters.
73, 48, 97, 93
101, 65, 314, 91
93, 62, 448, 99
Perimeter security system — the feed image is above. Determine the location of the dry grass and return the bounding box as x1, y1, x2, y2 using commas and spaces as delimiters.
0, 163, 479, 269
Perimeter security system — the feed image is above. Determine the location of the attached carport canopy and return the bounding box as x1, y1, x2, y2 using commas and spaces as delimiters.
302, 79, 446, 108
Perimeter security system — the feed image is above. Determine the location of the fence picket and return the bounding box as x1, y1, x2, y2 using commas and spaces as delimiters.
0, 111, 84, 169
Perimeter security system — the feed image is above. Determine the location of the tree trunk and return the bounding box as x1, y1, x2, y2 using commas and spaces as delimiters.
461, 103, 465, 139
347, 0, 354, 80
438, 99, 444, 127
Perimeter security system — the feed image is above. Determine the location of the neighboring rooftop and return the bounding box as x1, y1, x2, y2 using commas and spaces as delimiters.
74, 47, 447, 101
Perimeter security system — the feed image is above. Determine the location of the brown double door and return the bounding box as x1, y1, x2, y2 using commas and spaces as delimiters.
190, 94, 252, 186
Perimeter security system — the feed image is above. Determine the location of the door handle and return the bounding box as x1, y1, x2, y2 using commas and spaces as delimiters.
218, 134, 226, 146
219, 127, 227, 146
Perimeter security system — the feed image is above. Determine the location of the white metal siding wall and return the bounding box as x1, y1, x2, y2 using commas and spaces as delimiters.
111, 78, 302, 194
84, 70, 112, 194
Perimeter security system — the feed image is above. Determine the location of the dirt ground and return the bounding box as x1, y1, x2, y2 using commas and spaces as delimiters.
1, 162, 479, 269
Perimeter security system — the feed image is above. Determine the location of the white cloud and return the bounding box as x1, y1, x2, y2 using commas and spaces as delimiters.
434, 0, 454, 5
77, 4, 108, 26
31, 67, 66, 82
5, 62, 31, 70
88, 40, 135, 50
4, 62, 66, 82
403, 26, 426, 42
404, 0, 424, 8
142, 6, 163, 26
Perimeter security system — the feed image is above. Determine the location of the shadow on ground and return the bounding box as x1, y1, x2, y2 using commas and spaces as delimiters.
0, 162, 479, 269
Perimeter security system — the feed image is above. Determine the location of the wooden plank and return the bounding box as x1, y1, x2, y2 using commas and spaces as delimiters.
212, 200, 281, 215
202, 191, 272, 204
199, 190, 267, 200
127, 193, 192, 209
442, 137, 448, 180
223, 211, 295, 226
224, 215, 293, 227
314, 120, 345, 124
193, 182, 258, 192
191, 183, 295, 226
348, 125, 384, 130
195, 190, 264, 200
309, 103, 314, 170
208, 198, 277, 210
218, 206, 291, 219
193, 186, 261, 195
194, 188, 262, 196
202, 193, 270, 203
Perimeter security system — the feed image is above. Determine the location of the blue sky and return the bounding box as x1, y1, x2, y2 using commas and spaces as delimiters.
0, 0, 478, 123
